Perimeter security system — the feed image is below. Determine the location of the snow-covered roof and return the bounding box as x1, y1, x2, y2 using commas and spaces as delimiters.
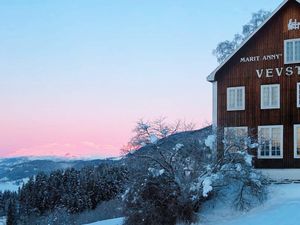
207, 0, 300, 82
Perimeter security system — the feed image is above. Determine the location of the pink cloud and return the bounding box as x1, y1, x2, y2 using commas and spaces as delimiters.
5, 141, 120, 158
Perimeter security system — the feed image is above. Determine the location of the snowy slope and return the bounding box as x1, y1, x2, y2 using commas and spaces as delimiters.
83, 217, 123, 225
0, 157, 115, 182
0, 178, 29, 192
200, 184, 300, 225
88, 184, 300, 225
0, 217, 6, 225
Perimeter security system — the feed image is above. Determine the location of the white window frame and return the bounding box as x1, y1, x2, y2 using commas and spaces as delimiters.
226, 86, 245, 111
260, 84, 280, 109
297, 83, 300, 108
284, 38, 300, 64
294, 125, 300, 159
258, 125, 283, 159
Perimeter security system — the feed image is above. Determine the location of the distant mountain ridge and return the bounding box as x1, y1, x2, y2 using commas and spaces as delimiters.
0, 157, 119, 182
0, 126, 212, 191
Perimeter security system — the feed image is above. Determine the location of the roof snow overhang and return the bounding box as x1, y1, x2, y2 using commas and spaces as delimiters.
207, 0, 300, 82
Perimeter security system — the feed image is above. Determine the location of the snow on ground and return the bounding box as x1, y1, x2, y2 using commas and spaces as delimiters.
0, 217, 6, 225
0, 181, 19, 192
259, 169, 300, 181
83, 217, 123, 225
84, 184, 300, 225
200, 183, 300, 225
0, 178, 29, 192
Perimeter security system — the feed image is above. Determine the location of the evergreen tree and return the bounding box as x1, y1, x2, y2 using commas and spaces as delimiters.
6, 200, 17, 225
17, 163, 128, 219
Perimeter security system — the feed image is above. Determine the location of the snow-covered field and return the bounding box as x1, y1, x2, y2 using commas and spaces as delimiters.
0, 178, 29, 192
87, 184, 300, 225
0, 217, 6, 225
200, 184, 300, 225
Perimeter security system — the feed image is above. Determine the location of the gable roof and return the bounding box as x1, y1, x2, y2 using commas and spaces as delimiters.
207, 0, 300, 82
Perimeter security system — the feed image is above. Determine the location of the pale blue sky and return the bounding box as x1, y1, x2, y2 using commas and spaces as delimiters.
0, 0, 283, 157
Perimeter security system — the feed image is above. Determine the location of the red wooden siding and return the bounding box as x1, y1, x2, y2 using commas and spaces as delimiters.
215, 1, 300, 168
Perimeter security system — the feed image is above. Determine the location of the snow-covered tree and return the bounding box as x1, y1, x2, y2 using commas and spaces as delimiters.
213, 10, 271, 63
6, 200, 17, 225
199, 127, 268, 211
123, 125, 213, 225
17, 163, 128, 224
123, 125, 268, 225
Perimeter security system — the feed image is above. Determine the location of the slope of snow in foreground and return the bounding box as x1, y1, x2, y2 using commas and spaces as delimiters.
0, 217, 5, 225
85, 184, 300, 225
83, 217, 123, 225
200, 184, 300, 225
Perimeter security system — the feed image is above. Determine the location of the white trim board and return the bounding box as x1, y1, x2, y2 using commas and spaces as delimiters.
212, 81, 218, 127
297, 82, 300, 107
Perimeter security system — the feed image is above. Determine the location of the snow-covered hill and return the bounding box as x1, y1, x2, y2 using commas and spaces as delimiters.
88, 184, 300, 225
0, 217, 5, 225
200, 184, 300, 225
84, 217, 123, 225
0, 177, 29, 192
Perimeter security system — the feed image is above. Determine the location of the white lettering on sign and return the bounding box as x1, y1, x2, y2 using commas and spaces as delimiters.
240, 56, 260, 63
240, 54, 282, 63
288, 19, 300, 31
256, 66, 300, 78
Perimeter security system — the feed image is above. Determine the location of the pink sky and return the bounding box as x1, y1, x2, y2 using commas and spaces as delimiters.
0, 0, 279, 158
0, 112, 211, 158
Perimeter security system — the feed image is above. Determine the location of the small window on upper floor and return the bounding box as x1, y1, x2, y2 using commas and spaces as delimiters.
261, 84, 280, 109
284, 38, 300, 64
227, 86, 245, 111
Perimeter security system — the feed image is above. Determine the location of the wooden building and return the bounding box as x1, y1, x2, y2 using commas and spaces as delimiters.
207, 0, 300, 168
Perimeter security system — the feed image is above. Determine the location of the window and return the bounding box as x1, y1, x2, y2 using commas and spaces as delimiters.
261, 84, 280, 109
258, 125, 283, 159
224, 127, 248, 152
227, 86, 245, 111
294, 125, 300, 158
297, 83, 300, 108
284, 38, 300, 64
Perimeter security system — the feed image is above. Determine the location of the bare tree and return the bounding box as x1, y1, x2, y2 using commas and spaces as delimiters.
122, 118, 195, 154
